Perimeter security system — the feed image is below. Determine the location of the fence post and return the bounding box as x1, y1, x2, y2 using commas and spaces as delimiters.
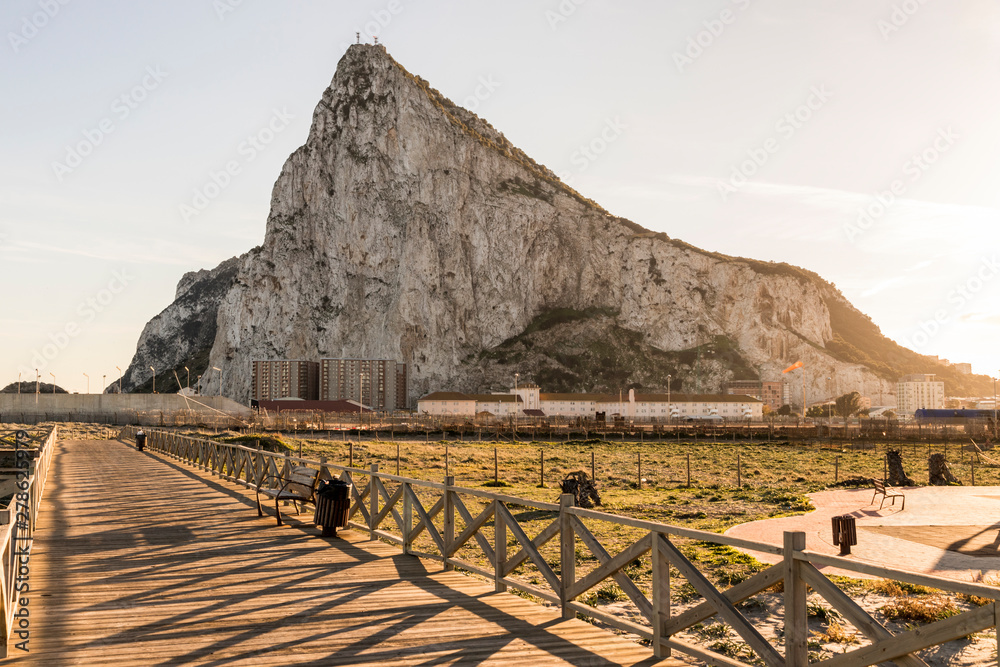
560, 493, 575, 620
652, 531, 671, 658
369, 463, 379, 541
402, 482, 412, 555
494, 500, 507, 593
993, 601, 1000, 667
783, 531, 807, 666
539, 449, 545, 488
835, 455, 839, 484
591, 449, 596, 482
444, 475, 455, 570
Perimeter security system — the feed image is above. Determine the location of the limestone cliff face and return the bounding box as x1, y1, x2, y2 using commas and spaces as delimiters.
129, 45, 907, 405
113, 257, 241, 394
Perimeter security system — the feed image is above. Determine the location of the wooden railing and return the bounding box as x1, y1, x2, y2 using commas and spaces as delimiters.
0, 427, 57, 657
120, 426, 1000, 667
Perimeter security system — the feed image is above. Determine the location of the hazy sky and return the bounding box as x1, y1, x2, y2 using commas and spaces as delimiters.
2, 0, 998, 395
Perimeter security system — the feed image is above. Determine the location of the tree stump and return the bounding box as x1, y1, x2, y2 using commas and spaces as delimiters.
928, 453, 961, 486
886, 449, 914, 486
560, 470, 602, 508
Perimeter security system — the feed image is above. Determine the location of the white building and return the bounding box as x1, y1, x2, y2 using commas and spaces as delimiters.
417, 392, 522, 417
417, 385, 763, 421
416, 392, 477, 417
896, 374, 945, 415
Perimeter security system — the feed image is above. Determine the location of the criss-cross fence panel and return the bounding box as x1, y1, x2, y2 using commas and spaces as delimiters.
118, 426, 1000, 667
0, 426, 57, 657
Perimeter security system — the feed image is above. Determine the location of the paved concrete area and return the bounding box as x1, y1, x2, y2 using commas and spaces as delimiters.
725, 486, 1000, 582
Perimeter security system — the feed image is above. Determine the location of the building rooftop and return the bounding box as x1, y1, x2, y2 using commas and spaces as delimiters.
419, 392, 476, 401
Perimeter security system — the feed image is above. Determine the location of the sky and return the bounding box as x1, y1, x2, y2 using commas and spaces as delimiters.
1, 0, 998, 395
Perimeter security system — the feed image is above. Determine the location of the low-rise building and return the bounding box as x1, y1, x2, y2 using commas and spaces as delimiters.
416, 392, 478, 417
725, 380, 786, 411
418, 385, 763, 421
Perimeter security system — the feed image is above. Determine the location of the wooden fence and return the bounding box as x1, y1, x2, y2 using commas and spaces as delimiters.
0, 427, 57, 657
121, 425, 1000, 667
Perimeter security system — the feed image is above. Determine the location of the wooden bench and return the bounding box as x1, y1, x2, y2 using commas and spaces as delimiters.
256, 466, 321, 526
871, 478, 905, 510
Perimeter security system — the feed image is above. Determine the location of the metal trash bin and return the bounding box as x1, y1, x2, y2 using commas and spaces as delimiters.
831, 515, 857, 556
315, 479, 352, 537
135, 430, 147, 452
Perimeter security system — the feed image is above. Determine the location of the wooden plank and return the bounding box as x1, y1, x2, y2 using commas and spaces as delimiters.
567, 531, 651, 603
405, 484, 446, 555
798, 550, 1000, 600
503, 517, 560, 576
372, 477, 405, 533
568, 507, 784, 555
496, 503, 561, 596
449, 496, 495, 563
664, 563, 784, 636
407, 496, 444, 543
662, 532, 784, 667
559, 494, 575, 621
11, 438, 681, 665
784, 531, 807, 667
813, 605, 995, 667
800, 563, 928, 667
571, 515, 653, 621
652, 532, 672, 659
663, 636, 758, 667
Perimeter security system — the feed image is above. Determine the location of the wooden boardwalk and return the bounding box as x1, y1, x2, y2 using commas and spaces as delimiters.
8, 439, 676, 665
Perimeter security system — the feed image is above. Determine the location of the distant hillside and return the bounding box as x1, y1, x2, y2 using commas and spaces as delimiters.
2, 382, 68, 394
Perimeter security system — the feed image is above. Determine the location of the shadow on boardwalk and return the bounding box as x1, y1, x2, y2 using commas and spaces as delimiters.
9, 439, 672, 666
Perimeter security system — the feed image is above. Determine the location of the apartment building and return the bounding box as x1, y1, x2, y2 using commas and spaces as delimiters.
250, 360, 319, 401
896, 374, 945, 415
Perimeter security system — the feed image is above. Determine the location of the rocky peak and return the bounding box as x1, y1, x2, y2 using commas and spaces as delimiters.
120, 46, 996, 405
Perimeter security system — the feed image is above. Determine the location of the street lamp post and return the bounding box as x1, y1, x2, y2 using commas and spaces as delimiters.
993, 376, 997, 438
801, 367, 807, 418
116, 366, 122, 394
149, 366, 156, 393
184, 366, 190, 393
667, 374, 672, 426
83, 373, 89, 394
17, 372, 20, 395
514, 372, 519, 435
103, 374, 106, 394
35, 369, 39, 404
49, 373, 56, 393
212, 366, 222, 396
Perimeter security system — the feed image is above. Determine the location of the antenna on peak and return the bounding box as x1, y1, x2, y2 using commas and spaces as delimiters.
374, 36, 379, 45
356, 32, 360, 44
